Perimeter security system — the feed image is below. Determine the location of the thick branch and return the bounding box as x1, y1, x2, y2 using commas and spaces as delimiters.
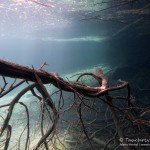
0, 59, 128, 98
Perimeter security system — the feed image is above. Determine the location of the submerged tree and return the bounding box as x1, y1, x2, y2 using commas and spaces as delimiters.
0, 1, 150, 150
0, 59, 149, 150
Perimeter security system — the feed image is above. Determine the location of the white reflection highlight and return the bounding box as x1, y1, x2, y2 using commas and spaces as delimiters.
42, 36, 108, 42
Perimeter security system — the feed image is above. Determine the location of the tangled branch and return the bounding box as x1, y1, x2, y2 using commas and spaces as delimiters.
0, 59, 149, 150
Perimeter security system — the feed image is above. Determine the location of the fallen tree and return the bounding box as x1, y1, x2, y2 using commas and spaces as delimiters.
0, 59, 149, 150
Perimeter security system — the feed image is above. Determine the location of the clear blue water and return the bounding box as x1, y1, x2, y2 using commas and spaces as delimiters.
0, 0, 150, 149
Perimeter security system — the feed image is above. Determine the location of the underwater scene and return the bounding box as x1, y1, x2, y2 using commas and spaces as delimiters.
0, 0, 150, 150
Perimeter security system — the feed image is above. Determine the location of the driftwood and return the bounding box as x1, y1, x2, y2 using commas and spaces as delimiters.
0, 59, 149, 150
0, 59, 129, 97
